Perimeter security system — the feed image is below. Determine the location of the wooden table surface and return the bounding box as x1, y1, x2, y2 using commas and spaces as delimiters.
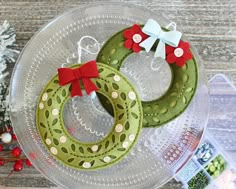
0, 0, 235, 188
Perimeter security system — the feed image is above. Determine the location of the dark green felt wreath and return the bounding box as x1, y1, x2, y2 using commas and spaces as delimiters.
96, 26, 198, 127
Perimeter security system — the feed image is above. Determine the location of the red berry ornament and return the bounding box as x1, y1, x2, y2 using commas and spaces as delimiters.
6, 126, 12, 132
12, 147, 21, 157
15, 159, 23, 165
12, 134, 17, 141
0, 145, 3, 152
13, 162, 23, 171
0, 160, 5, 166
26, 159, 33, 167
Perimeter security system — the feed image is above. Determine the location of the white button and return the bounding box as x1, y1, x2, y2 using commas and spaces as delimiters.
52, 109, 59, 116
115, 124, 123, 133
174, 48, 184, 57
122, 141, 129, 148
111, 92, 118, 99
50, 147, 58, 155
45, 138, 52, 145
128, 91, 136, 100
132, 34, 142, 43
82, 162, 91, 169
91, 145, 98, 152
59, 136, 67, 143
39, 103, 44, 109
103, 156, 111, 163
42, 93, 48, 101
129, 134, 135, 142
113, 75, 121, 82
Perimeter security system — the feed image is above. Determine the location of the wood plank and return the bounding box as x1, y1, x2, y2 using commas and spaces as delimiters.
0, 0, 235, 188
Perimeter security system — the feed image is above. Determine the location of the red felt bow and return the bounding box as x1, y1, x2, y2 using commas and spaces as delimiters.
58, 61, 99, 97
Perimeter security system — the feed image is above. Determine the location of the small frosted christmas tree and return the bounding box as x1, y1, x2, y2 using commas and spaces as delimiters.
0, 21, 32, 174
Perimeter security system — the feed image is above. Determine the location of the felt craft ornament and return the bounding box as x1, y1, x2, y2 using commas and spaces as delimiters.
36, 62, 143, 170
123, 24, 148, 53
96, 18, 198, 127
165, 40, 193, 67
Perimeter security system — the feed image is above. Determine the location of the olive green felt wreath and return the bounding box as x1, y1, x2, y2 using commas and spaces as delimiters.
36, 63, 143, 170
96, 24, 198, 128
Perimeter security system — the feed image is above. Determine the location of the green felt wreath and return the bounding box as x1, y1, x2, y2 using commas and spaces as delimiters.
36, 63, 143, 170
96, 26, 198, 128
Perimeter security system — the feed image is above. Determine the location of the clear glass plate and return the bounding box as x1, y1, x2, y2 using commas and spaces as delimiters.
9, 2, 209, 189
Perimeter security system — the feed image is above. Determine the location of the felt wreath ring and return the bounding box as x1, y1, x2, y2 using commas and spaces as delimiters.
36, 62, 143, 170
96, 19, 198, 127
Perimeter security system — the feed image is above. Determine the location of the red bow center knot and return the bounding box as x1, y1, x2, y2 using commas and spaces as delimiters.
58, 61, 99, 97
73, 68, 82, 78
